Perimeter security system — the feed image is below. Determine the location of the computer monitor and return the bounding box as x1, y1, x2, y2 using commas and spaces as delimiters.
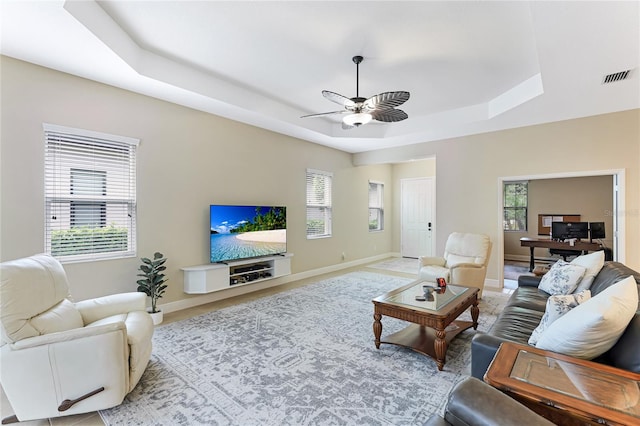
590, 222, 606, 240
551, 222, 589, 240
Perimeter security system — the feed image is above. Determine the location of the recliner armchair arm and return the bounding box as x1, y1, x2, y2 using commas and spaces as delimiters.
419, 256, 446, 267
471, 333, 514, 379
75, 292, 147, 324
10, 322, 126, 350
450, 264, 487, 290
1, 323, 130, 421
449, 262, 483, 270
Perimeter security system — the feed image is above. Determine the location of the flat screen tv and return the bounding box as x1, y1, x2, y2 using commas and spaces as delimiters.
551, 221, 589, 240
210, 205, 286, 263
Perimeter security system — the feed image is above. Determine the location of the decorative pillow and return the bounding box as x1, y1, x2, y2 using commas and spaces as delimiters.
528, 290, 591, 345
571, 250, 605, 293
536, 275, 638, 359
538, 260, 586, 295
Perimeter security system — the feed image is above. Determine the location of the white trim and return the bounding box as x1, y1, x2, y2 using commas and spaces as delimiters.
306, 168, 333, 177
43, 123, 140, 146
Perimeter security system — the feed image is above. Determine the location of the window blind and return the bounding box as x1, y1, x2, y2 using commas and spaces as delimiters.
43, 123, 139, 262
368, 181, 384, 231
306, 169, 332, 238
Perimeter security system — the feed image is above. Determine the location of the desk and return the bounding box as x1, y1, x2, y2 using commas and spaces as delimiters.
520, 238, 601, 272
485, 342, 640, 426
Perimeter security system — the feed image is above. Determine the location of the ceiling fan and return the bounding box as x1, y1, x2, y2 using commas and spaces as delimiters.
301, 55, 410, 129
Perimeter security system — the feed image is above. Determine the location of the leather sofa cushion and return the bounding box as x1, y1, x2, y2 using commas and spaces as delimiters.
590, 262, 640, 300
602, 312, 640, 372
0, 254, 76, 343
488, 306, 544, 345
503, 286, 549, 312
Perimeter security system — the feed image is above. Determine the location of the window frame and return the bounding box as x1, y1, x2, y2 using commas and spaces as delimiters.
306, 168, 333, 239
43, 123, 139, 263
368, 181, 384, 232
503, 181, 528, 232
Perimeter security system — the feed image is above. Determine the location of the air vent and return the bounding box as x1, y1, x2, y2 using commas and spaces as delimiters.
602, 70, 631, 84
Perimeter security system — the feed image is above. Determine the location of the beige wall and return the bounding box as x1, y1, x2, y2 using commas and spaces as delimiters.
0, 57, 393, 304
354, 109, 640, 281
2, 56, 638, 305
504, 176, 614, 259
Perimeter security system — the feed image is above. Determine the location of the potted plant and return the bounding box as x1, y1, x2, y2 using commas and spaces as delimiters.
137, 252, 168, 325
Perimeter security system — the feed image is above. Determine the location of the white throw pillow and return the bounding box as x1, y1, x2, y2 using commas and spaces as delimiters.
571, 250, 605, 293
538, 260, 586, 295
528, 290, 591, 345
536, 275, 638, 359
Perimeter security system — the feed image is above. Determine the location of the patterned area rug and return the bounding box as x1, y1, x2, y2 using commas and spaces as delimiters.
368, 257, 419, 275
100, 271, 509, 425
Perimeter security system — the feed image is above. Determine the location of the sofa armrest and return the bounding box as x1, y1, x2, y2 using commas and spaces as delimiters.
471, 333, 515, 379
75, 292, 147, 324
518, 275, 542, 287
444, 377, 554, 426
419, 256, 446, 267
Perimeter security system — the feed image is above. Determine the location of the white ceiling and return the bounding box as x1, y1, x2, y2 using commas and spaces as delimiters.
1, 1, 638, 153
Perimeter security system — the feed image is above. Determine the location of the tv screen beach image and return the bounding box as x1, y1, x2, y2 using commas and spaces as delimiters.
210, 205, 286, 263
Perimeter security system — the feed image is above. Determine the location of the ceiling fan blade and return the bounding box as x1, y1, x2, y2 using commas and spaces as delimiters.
364, 91, 410, 111
322, 90, 357, 108
300, 110, 348, 118
371, 108, 408, 122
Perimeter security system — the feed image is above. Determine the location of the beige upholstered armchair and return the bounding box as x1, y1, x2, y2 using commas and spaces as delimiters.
0, 254, 154, 423
419, 232, 492, 298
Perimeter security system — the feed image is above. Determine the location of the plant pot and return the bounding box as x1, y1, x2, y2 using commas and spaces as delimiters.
149, 310, 163, 326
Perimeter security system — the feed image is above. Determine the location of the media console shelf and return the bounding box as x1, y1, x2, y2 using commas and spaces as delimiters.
182, 253, 293, 294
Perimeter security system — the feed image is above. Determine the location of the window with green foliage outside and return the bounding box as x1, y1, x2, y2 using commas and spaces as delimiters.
44, 124, 139, 262
503, 182, 528, 231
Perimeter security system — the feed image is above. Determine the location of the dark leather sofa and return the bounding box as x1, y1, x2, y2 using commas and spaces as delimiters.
471, 261, 640, 379
424, 376, 553, 426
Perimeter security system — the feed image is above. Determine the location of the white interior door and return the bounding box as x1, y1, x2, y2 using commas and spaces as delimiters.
401, 177, 435, 258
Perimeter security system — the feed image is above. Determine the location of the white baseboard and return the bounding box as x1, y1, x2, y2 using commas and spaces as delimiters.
159, 253, 394, 314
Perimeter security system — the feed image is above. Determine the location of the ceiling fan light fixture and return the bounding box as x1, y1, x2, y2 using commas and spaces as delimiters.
343, 112, 372, 127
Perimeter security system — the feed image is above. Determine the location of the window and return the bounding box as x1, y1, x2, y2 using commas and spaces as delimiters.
70, 169, 107, 228
306, 169, 332, 238
503, 181, 528, 231
368, 181, 384, 231
44, 123, 139, 261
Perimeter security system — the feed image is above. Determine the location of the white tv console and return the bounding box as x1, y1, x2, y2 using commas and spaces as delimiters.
182, 253, 292, 294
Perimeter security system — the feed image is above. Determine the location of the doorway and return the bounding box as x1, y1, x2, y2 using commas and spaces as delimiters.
401, 177, 435, 258
497, 169, 625, 289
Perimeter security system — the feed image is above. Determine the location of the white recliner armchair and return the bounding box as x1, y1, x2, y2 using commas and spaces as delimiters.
0, 254, 154, 423
419, 232, 492, 298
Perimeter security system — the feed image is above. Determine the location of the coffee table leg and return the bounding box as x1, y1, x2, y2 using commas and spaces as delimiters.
471, 299, 480, 330
435, 328, 446, 371
373, 313, 382, 349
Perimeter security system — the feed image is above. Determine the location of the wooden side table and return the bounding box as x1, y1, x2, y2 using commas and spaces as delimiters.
484, 342, 640, 426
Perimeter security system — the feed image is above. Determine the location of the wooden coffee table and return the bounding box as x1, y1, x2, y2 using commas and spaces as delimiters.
485, 342, 640, 425
372, 280, 479, 371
